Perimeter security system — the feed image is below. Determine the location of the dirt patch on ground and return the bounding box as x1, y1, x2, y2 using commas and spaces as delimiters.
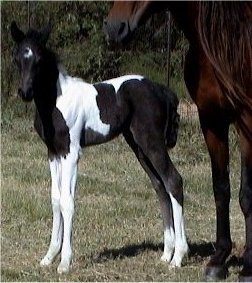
178, 100, 198, 121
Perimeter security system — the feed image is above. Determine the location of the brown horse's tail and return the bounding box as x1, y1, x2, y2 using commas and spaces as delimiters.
197, 2, 252, 121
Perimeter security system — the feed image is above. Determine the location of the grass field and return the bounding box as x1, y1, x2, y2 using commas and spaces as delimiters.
1, 99, 245, 282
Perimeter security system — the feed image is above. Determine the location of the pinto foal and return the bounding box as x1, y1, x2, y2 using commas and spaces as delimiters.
11, 22, 188, 273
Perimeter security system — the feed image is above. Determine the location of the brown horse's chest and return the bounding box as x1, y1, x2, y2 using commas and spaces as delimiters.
184, 48, 235, 118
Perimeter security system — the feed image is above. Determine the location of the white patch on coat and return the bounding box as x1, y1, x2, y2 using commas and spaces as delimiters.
56, 72, 111, 146
56, 73, 145, 145
104, 75, 144, 92
24, 47, 33, 59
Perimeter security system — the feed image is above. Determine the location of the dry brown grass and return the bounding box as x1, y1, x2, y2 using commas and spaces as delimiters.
178, 100, 198, 121
1, 100, 244, 281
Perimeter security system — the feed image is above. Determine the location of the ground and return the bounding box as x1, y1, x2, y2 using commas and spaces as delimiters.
1, 100, 244, 281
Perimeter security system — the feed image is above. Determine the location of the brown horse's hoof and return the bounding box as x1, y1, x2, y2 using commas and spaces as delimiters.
204, 265, 228, 281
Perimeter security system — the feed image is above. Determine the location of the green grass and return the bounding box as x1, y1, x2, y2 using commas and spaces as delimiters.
1, 99, 244, 281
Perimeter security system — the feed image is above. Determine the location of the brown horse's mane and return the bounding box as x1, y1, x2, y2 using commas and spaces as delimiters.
197, 1, 252, 114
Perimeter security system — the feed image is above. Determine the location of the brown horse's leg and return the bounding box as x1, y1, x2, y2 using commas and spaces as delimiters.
184, 46, 232, 279
239, 131, 252, 281
199, 113, 232, 280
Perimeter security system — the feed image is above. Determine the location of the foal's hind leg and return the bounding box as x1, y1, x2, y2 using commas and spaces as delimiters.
123, 130, 175, 263
125, 128, 188, 267
239, 132, 252, 281
141, 140, 188, 267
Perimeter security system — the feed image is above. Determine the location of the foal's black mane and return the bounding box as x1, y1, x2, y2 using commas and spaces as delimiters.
29, 34, 59, 95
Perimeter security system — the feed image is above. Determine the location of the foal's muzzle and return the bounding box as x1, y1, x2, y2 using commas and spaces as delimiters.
18, 87, 34, 102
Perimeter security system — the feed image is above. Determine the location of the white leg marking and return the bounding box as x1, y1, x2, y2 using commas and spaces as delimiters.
169, 194, 188, 268
57, 147, 79, 274
40, 159, 63, 266
161, 226, 175, 263
158, 197, 175, 263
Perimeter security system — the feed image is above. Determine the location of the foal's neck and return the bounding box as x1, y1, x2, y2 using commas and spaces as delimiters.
33, 49, 59, 144
34, 49, 59, 112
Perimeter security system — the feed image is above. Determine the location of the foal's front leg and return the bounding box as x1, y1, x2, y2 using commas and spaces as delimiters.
40, 158, 63, 266
57, 148, 79, 274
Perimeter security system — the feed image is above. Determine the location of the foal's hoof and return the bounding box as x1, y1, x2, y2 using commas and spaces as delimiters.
57, 263, 70, 274
40, 256, 52, 266
204, 265, 228, 281
161, 253, 172, 263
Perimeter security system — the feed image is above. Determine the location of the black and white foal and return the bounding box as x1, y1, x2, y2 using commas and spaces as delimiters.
11, 22, 188, 273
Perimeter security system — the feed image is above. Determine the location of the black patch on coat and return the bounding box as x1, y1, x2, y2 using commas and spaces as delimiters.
80, 127, 112, 147
139, 78, 179, 148
93, 82, 130, 136
150, 80, 179, 148
34, 107, 70, 159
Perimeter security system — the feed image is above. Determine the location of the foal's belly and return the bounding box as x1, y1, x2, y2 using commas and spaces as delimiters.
80, 126, 119, 147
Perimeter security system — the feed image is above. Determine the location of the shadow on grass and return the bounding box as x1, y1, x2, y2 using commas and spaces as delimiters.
93, 240, 216, 263
189, 242, 244, 268
93, 241, 162, 263
188, 241, 214, 258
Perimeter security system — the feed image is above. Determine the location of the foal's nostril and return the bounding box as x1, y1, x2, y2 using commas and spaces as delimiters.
118, 22, 126, 36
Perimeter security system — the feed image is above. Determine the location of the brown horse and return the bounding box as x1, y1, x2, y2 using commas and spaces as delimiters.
104, 1, 252, 281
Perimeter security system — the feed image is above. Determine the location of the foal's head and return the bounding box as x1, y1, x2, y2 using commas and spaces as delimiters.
11, 22, 52, 101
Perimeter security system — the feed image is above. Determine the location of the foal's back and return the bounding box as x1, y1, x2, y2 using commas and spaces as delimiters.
55, 72, 178, 148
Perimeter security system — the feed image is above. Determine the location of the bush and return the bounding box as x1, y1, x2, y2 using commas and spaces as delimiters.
1, 2, 188, 105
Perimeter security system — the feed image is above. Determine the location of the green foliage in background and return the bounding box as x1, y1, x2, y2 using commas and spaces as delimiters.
1, 2, 120, 99
1, 1, 188, 110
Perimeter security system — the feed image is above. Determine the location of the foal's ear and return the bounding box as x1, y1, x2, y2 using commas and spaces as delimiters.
39, 21, 52, 45
11, 21, 25, 43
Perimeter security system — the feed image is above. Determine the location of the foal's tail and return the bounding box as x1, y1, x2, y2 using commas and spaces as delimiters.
160, 86, 180, 149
